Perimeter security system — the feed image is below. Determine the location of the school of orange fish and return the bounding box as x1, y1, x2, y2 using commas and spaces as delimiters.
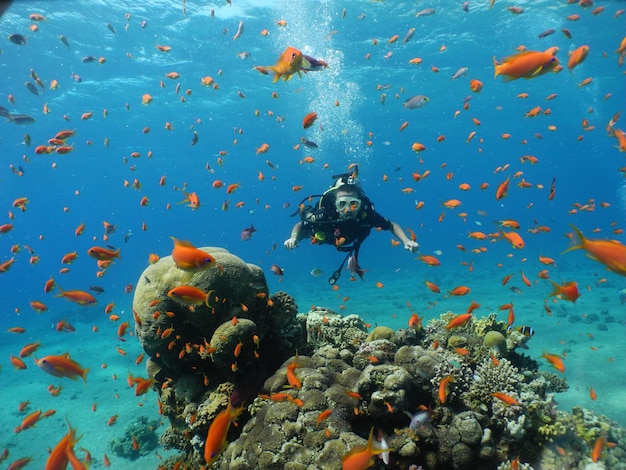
1, 1, 626, 468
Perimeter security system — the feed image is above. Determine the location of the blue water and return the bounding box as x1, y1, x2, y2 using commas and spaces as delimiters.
1, 0, 625, 467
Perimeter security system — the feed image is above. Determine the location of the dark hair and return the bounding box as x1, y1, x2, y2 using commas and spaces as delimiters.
333, 184, 360, 197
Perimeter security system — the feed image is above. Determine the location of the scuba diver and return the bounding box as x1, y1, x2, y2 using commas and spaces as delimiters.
284, 166, 419, 284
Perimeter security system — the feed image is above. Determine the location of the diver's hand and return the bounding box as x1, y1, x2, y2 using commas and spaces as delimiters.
404, 240, 419, 253
284, 237, 299, 250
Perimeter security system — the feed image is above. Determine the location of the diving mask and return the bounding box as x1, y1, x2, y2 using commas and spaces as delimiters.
335, 195, 361, 216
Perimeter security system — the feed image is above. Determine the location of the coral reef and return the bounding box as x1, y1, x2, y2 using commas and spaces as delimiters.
132, 248, 626, 469
132, 247, 305, 468
109, 416, 160, 459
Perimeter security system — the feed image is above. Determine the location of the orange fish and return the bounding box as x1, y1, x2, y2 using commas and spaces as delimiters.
87, 246, 121, 261
19, 340, 41, 358
495, 176, 510, 199
45, 419, 80, 470
316, 409, 332, 426
541, 352, 565, 373
168, 285, 213, 307
0, 257, 16, 273
35, 353, 90, 382
499, 230, 525, 249
438, 375, 454, 403
447, 286, 471, 297
568, 45, 589, 72
548, 280, 579, 302
302, 112, 318, 129
424, 280, 440, 293
286, 352, 302, 389
469, 79, 483, 92
341, 427, 386, 470
418, 255, 440, 266
491, 392, 519, 406
445, 312, 472, 329
493, 49, 559, 81
54, 286, 97, 306
591, 436, 604, 462
408, 313, 422, 329
170, 237, 216, 276
29, 300, 48, 313
10, 354, 27, 370
14, 409, 42, 433
260, 46, 308, 82
563, 224, 626, 276
204, 400, 244, 465
178, 190, 200, 210
256, 143, 270, 154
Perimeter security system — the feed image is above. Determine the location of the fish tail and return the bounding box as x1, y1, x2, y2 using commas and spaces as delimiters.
81, 368, 90, 384
492, 56, 500, 78
205, 289, 215, 308
547, 280, 560, 298
561, 224, 585, 254
53, 284, 66, 298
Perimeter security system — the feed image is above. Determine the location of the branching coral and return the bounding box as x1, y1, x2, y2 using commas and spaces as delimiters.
464, 357, 523, 415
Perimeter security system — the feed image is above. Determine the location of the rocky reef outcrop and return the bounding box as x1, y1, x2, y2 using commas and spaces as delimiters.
132, 248, 626, 469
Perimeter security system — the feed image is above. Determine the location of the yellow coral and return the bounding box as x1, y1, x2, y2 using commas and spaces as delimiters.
537, 421, 566, 441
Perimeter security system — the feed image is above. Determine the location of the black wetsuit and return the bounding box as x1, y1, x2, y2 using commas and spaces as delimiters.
300, 196, 392, 250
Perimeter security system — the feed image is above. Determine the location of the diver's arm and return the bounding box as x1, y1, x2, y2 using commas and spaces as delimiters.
390, 221, 419, 253
284, 221, 302, 249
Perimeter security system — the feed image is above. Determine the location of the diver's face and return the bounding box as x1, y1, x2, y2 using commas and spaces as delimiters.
335, 192, 361, 219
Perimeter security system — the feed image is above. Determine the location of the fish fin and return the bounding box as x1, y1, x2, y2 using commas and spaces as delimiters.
301, 55, 312, 70
501, 50, 534, 63
205, 290, 215, 308
561, 224, 585, 254
179, 271, 194, 284
262, 66, 281, 82
170, 237, 195, 248
492, 57, 500, 78
529, 66, 545, 77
